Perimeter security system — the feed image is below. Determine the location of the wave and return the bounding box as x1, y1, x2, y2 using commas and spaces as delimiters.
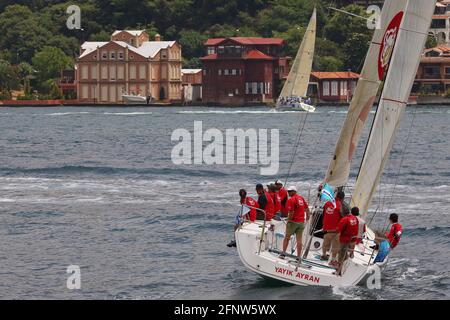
0, 165, 230, 178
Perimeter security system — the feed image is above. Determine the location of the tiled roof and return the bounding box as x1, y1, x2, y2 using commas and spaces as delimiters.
112, 30, 146, 37
200, 53, 218, 60
182, 69, 202, 74
79, 40, 176, 59
243, 49, 275, 60
205, 37, 285, 46
311, 72, 360, 79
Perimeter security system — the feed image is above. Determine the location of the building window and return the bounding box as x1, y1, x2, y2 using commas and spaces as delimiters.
224, 69, 229, 76
218, 69, 222, 76
203, 69, 207, 76
207, 46, 216, 55
101, 51, 107, 60
331, 81, 338, 96
110, 52, 116, 60
323, 81, 330, 96
118, 52, 124, 60
424, 66, 440, 78
340, 81, 347, 96
232, 69, 237, 76
161, 49, 167, 59
235, 88, 239, 95
239, 69, 243, 76
218, 46, 225, 54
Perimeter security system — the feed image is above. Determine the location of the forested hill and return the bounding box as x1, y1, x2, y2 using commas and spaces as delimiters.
0, 0, 377, 69
0, 0, 435, 99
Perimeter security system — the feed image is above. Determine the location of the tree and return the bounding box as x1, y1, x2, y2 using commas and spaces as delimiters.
32, 46, 73, 92
0, 59, 18, 98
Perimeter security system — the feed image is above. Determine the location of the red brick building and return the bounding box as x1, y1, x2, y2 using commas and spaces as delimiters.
310, 72, 360, 102
200, 37, 290, 105
414, 44, 450, 94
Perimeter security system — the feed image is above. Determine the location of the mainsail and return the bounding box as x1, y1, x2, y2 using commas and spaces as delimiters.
279, 8, 316, 99
351, 0, 437, 217
324, 0, 409, 188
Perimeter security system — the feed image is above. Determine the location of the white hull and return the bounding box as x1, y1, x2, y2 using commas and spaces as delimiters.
277, 102, 316, 113
122, 95, 147, 104
235, 219, 388, 287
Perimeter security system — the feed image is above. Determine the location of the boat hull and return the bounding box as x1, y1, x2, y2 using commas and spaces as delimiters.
235, 219, 387, 288
122, 95, 148, 104
277, 102, 316, 112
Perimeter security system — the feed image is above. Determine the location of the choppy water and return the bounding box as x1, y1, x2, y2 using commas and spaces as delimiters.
0, 106, 448, 300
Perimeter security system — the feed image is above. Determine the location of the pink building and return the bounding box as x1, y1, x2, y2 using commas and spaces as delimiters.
76, 30, 182, 104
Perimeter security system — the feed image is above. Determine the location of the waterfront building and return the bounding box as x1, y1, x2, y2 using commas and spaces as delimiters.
310, 72, 360, 103
182, 69, 202, 103
200, 37, 290, 105
75, 30, 182, 104
414, 44, 450, 94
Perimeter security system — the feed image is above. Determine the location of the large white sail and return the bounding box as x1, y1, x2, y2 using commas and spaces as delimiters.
279, 8, 316, 99
324, 0, 409, 188
352, 0, 437, 217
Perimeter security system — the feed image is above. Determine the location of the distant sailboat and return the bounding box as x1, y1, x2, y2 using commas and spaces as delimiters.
276, 8, 316, 112
235, 0, 436, 287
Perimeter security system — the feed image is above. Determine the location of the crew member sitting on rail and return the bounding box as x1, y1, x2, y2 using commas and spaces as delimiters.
227, 189, 260, 248
349, 207, 366, 259
320, 191, 343, 262
275, 180, 288, 217
386, 213, 402, 249
255, 184, 275, 221
279, 186, 311, 261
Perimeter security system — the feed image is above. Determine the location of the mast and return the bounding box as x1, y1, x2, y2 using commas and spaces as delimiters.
351, 0, 437, 218
279, 8, 316, 99
324, 0, 409, 189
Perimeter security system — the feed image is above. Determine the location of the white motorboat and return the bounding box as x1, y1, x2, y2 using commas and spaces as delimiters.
122, 94, 148, 104
236, 0, 436, 287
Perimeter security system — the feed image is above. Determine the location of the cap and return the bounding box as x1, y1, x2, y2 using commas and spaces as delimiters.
275, 180, 283, 186
287, 186, 297, 192
267, 183, 276, 192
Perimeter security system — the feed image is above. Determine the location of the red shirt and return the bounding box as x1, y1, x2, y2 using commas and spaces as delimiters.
262, 191, 275, 221
243, 197, 258, 222
337, 215, 359, 244
277, 188, 288, 214
286, 194, 308, 223
270, 192, 282, 214
386, 223, 402, 249
322, 200, 342, 231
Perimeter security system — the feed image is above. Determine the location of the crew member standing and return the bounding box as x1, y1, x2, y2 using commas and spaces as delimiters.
280, 186, 311, 261
275, 180, 288, 217
255, 184, 275, 221
320, 192, 343, 263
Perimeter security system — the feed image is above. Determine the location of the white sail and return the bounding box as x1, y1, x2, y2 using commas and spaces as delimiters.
352, 0, 437, 217
324, 0, 409, 188
279, 8, 316, 99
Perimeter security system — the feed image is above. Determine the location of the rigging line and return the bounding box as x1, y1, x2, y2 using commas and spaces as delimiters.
284, 111, 309, 186
327, 7, 372, 22
382, 107, 418, 232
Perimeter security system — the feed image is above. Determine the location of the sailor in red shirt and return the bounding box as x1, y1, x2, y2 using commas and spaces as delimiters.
267, 184, 282, 218
349, 207, 366, 258
280, 186, 311, 261
321, 191, 344, 262
255, 184, 275, 221
227, 189, 260, 248
325, 207, 359, 275
275, 180, 289, 217
386, 213, 402, 249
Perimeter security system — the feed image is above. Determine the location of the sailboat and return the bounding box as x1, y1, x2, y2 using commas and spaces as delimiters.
276, 8, 316, 112
235, 0, 436, 287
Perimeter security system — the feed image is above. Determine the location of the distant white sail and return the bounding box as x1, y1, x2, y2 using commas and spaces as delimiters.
352, 0, 437, 217
279, 8, 316, 99
324, 0, 409, 188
